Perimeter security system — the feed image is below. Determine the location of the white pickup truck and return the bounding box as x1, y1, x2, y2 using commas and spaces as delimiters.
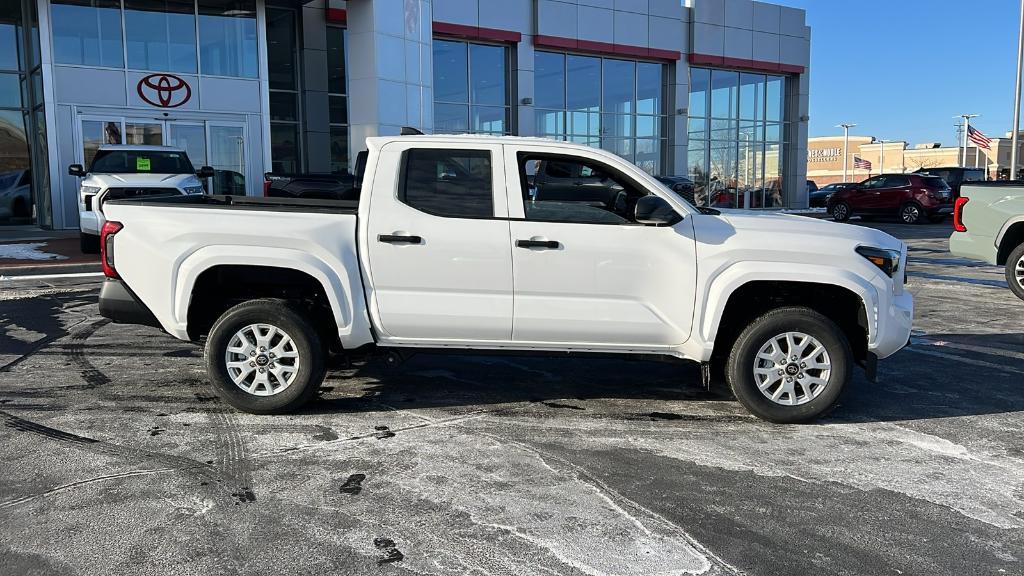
97, 134, 913, 423
69, 145, 213, 253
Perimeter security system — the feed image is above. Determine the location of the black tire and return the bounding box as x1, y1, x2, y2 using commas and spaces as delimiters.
725, 306, 853, 424
899, 202, 925, 224
831, 201, 851, 222
204, 299, 326, 414
80, 232, 100, 254
1005, 242, 1024, 301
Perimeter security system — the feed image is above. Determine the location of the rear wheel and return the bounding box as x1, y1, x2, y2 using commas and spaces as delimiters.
1006, 243, 1024, 301
725, 306, 853, 423
900, 202, 925, 224
80, 232, 100, 254
205, 299, 325, 414
831, 201, 851, 222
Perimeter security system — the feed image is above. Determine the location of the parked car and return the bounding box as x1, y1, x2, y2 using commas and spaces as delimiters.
806, 180, 818, 194
914, 167, 986, 199
654, 175, 696, 205
264, 172, 357, 200
809, 182, 857, 208
98, 134, 912, 424
68, 145, 214, 253
0, 169, 32, 222
827, 173, 953, 224
948, 181, 1024, 300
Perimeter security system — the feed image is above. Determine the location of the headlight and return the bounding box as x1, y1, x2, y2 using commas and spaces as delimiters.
183, 185, 204, 195
856, 246, 901, 277
81, 185, 100, 196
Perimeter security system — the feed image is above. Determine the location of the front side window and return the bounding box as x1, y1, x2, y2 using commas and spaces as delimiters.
52, 0, 124, 68
125, 0, 197, 73
399, 148, 493, 218
520, 153, 648, 225
198, 0, 257, 77
432, 39, 510, 135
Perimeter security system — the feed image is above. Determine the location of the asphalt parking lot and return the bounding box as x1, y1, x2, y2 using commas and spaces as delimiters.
1, 219, 1022, 576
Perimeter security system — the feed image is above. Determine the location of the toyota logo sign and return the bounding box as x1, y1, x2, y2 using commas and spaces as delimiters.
137, 73, 191, 108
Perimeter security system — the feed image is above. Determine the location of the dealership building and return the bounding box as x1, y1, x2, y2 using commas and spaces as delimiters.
1, 0, 811, 230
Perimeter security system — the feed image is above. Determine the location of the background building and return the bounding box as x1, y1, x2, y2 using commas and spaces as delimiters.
2, 0, 812, 230
808, 131, 1024, 186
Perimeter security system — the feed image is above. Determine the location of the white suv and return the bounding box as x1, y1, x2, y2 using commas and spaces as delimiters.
69, 145, 212, 253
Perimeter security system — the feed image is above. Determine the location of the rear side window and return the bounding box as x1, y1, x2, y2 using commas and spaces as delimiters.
399, 148, 493, 218
921, 176, 949, 189
963, 169, 985, 182
885, 176, 911, 187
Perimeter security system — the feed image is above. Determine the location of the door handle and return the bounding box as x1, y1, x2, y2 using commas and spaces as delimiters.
378, 234, 422, 244
516, 239, 560, 249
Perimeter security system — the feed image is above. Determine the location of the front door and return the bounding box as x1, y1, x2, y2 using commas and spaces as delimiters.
506, 147, 697, 347
364, 142, 513, 342
208, 123, 247, 195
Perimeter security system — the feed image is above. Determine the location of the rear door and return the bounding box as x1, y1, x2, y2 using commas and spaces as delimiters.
364, 142, 513, 342
504, 146, 697, 348
878, 175, 911, 210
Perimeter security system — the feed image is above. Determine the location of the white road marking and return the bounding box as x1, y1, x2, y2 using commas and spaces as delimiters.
0, 271, 104, 281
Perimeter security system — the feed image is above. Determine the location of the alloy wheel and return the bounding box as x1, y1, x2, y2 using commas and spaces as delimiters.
224, 323, 301, 396
1016, 255, 1024, 290
752, 331, 832, 406
901, 204, 920, 224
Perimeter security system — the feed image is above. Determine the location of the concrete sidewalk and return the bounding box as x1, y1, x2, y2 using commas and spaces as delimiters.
0, 231, 101, 277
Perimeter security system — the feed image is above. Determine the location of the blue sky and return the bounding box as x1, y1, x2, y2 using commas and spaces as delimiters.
774, 0, 1021, 145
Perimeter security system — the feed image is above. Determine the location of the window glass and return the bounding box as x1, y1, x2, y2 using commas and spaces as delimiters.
0, 110, 30, 223
886, 176, 910, 187
81, 120, 121, 167
470, 43, 505, 106
534, 51, 565, 109
433, 40, 468, 103
270, 91, 297, 122
400, 148, 492, 218
270, 123, 298, 173
765, 75, 784, 121
637, 62, 662, 116
566, 55, 600, 111
0, 73, 19, 107
90, 149, 194, 173
739, 73, 764, 121
327, 27, 346, 94
330, 125, 348, 174
520, 153, 648, 224
52, 0, 123, 68
689, 68, 709, 118
125, 0, 196, 73
602, 59, 634, 114
710, 69, 737, 118
199, 0, 258, 77
267, 7, 296, 90
963, 169, 986, 182
471, 105, 505, 134
434, 103, 468, 133
0, 5, 22, 70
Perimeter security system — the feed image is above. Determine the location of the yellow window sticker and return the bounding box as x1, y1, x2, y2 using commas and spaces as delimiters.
136, 157, 151, 171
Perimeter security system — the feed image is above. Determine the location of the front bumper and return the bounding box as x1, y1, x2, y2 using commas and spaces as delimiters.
98, 279, 161, 328
79, 209, 104, 236
870, 289, 914, 360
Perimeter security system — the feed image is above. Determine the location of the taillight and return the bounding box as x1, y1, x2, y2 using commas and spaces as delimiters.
100, 221, 123, 278
952, 197, 969, 232
263, 179, 271, 196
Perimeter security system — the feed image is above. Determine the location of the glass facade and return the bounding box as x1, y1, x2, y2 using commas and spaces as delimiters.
327, 26, 348, 173
1, 0, 48, 226
688, 68, 787, 208
433, 39, 510, 135
534, 52, 666, 175
51, 0, 257, 78
267, 6, 299, 172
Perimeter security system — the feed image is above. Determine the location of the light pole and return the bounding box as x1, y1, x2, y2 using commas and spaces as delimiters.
837, 123, 856, 182
1011, 0, 1024, 179
877, 139, 889, 174
955, 114, 979, 168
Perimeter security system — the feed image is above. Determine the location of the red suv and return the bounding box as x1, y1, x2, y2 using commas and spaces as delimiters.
827, 173, 953, 224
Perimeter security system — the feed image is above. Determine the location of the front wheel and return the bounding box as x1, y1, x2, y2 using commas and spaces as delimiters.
80, 232, 100, 254
205, 299, 326, 414
725, 307, 853, 423
1006, 243, 1024, 301
831, 202, 851, 222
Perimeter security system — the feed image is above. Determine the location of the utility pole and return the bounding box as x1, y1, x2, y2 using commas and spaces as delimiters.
956, 114, 979, 168
1011, 0, 1024, 179
878, 139, 889, 174
837, 123, 856, 182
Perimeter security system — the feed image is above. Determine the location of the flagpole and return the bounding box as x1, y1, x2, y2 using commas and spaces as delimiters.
956, 114, 979, 167
837, 123, 856, 182
1012, 0, 1024, 179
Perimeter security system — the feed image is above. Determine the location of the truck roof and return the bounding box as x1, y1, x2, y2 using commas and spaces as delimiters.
97, 144, 186, 152
365, 133, 638, 162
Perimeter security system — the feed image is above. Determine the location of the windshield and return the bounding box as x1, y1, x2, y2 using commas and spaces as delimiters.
89, 150, 195, 174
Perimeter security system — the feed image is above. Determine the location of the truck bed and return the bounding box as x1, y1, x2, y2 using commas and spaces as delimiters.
104, 194, 359, 214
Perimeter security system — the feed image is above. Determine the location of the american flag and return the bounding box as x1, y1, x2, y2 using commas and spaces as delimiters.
854, 156, 872, 170
967, 125, 992, 150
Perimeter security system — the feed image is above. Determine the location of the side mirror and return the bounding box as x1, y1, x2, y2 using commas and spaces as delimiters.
197, 166, 215, 178
635, 195, 682, 226
68, 164, 85, 177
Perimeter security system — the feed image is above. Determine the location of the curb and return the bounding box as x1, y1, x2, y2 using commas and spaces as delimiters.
0, 262, 103, 278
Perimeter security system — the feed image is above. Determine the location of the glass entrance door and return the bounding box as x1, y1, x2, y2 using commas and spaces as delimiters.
124, 120, 163, 145
167, 122, 207, 167
208, 124, 246, 195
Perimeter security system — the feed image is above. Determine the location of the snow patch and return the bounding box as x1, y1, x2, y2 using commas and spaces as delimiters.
0, 242, 68, 261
